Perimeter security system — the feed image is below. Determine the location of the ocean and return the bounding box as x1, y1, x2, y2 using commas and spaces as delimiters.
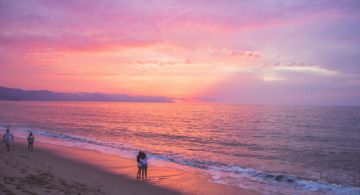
0, 101, 359, 194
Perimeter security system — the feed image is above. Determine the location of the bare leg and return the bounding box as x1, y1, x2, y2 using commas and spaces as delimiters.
145, 167, 147, 180
136, 167, 141, 179
141, 168, 145, 180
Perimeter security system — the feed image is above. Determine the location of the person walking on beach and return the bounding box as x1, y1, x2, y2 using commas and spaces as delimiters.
141, 152, 148, 180
27, 132, 35, 151
2, 129, 14, 151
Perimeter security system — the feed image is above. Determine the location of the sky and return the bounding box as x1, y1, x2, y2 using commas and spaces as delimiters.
0, 0, 359, 105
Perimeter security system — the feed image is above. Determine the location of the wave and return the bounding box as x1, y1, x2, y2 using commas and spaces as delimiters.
207, 165, 360, 195
13, 127, 137, 158
9, 127, 360, 195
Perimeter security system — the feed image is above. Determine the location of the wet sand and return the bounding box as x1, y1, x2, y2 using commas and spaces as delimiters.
0, 138, 259, 195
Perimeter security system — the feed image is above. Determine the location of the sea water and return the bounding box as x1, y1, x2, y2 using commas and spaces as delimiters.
0, 101, 359, 194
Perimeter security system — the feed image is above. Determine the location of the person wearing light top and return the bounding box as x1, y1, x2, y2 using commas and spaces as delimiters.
27, 132, 35, 151
3, 129, 14, 151
141, 153, 148, 180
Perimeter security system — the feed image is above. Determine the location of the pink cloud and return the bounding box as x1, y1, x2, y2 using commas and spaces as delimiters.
0, 0, 359, 104
1, 0, 354, 53
230, 50, 261, 59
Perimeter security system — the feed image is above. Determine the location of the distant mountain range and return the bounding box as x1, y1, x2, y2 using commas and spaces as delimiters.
0, 86, 173, 103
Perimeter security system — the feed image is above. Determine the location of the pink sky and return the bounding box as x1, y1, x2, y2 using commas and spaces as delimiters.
0, 0, 359, 105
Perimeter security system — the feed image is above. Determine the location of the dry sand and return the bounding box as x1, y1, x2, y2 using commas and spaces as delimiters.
0, 138, 259, 195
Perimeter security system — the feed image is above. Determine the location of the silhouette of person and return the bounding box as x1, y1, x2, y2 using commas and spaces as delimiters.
3, 129, 14, 151
136, 151, 143, 179
27, 132, 35, 151
141, 152, 148, 180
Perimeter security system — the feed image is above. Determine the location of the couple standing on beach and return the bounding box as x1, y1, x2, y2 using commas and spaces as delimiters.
2, 129, 35, 151
136, 151, 148, 180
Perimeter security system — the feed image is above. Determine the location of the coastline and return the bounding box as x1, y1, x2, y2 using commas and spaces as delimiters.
0, 137, 259, 195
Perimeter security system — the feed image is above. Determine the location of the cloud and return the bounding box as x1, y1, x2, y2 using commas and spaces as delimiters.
272, 65, 337, 75
201, 71, 360, 105
0, 0, 359, 104
1, 0, 358, 52
230, 50, 261, 59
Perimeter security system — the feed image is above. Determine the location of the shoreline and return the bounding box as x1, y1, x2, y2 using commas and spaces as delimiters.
0, 137, 259, 195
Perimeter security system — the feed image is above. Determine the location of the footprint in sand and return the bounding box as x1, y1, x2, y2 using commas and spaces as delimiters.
3, 176, 16, 185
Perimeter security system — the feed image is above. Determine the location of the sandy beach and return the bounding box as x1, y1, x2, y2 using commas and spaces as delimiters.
0, 137, 258, 195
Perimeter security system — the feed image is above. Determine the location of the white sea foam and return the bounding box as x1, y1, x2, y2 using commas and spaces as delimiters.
5, 126, 360, 195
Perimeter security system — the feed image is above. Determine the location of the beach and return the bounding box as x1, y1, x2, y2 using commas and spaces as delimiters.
0, 137, 258, 195
1, 0, 359, 194
1, 102, 359, 194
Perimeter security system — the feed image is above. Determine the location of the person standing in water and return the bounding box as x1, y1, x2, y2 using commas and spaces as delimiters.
27, 132, 35, 151
2, 129, 14, 151
141, 152, 148, 180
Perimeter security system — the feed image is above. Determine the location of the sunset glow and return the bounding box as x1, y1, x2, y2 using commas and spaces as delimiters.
1, 0, 359, 105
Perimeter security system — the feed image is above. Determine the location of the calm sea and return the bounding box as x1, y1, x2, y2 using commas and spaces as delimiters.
0, 101, 359, 194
